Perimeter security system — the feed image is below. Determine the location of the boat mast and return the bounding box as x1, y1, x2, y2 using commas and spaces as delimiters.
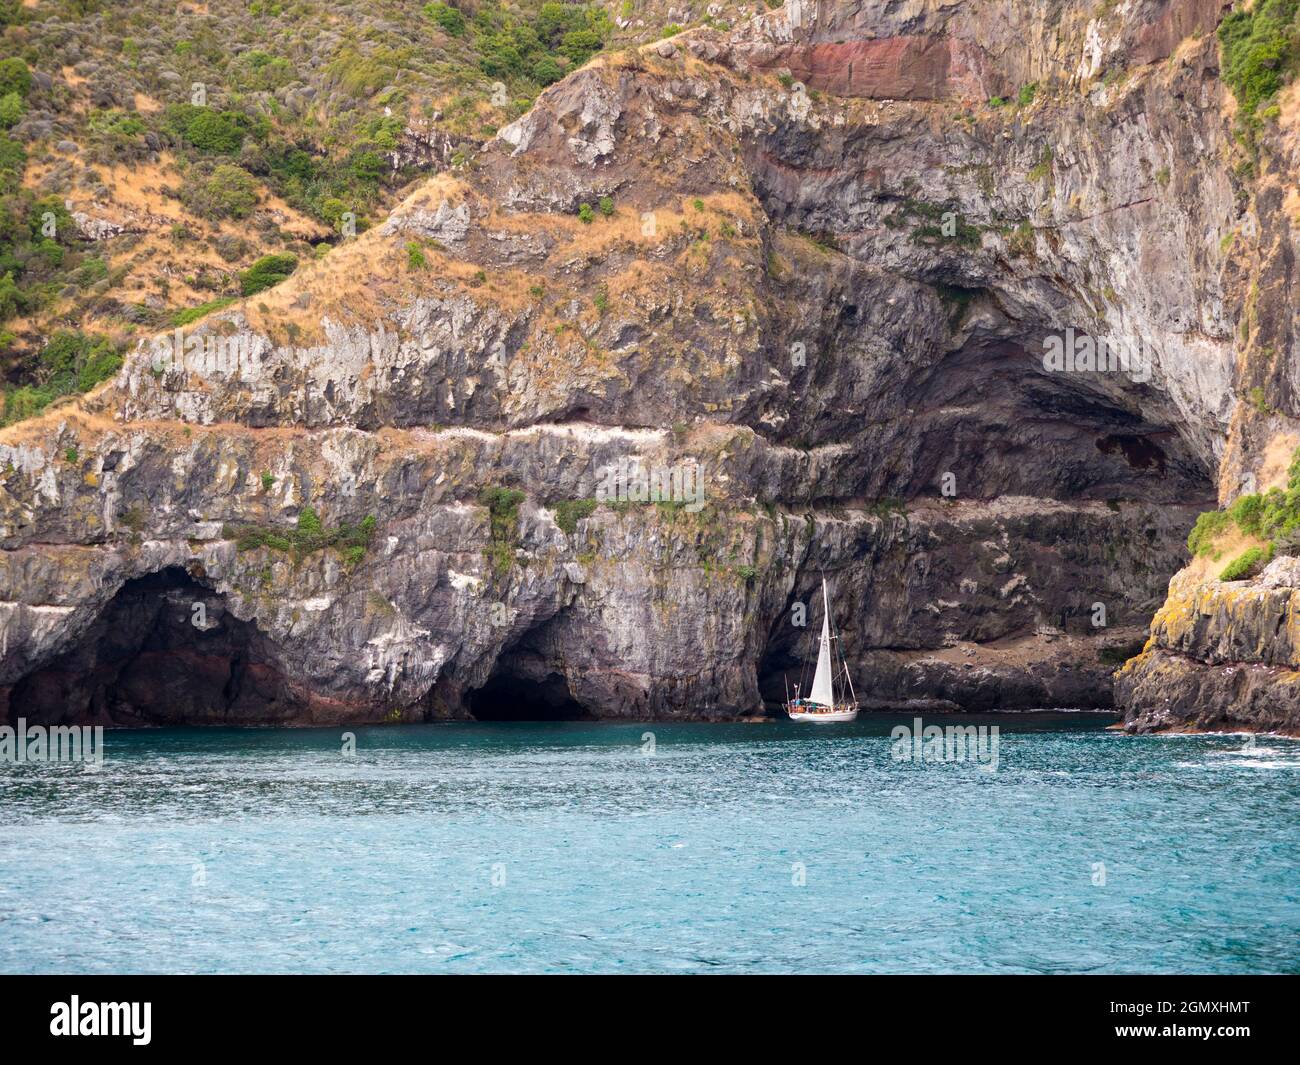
826, 576, 858, 707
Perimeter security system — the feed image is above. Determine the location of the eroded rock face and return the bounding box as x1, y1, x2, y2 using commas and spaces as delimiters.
0, 1, 1268, 726
1117, 557, 1300, 735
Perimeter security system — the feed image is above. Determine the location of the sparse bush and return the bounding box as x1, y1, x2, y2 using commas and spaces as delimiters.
1187, 509, 1234, 557
1098, 639, 1146, 666
553, 498, 597, 534
239, 252, 298, 296
1220, 545, 1268, 581
225, 509, 377, 563
172, 298, 235, 326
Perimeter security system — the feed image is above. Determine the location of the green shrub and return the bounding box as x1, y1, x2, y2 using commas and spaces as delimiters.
480, 486, 525, 575
424, 2, 466, 36
1218, 0, 1300, 119
1220, 546, 1268, 581
1229, 492, 1266, 537
74, 258, 109, 287
297, 506, 323, 535
598, 195, 614, 217
239, 252, 298, 296
0, 270, 21, 320
406, 241, 428, 270
225, 509, 376, 563
349, 149, 384, 185
185, 109, 247, 154
172, 297, 235, 326
1, 330, 122, 425
533, 55, 563, 85
0, 91, 22, 130
204, 164, 259, 219
553, 498, 597, 534
0, 58, 31, 99
578, 202, 594, 224
561, 29, 603, 65
480, 486, 525, 536
1189, 444, 1300, 561
1187, 509, 1234, 557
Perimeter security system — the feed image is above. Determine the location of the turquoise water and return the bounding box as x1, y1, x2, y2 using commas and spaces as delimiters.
0, 713, 1297, 974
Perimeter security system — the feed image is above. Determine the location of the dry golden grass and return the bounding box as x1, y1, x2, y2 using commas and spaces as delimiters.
14, 149, 332, 341
1181, 525, 1268, 585
1258, 430, 1300, 490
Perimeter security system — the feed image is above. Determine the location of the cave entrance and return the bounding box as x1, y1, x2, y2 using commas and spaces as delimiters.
757, 635, 801, 717
466, 621, 591, 721
467, 670, 590, 721
4, 566, 293, 726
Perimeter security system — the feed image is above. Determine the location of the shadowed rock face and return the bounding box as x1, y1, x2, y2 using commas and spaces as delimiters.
1, 1, 1284, 728
1, 568, 299, 726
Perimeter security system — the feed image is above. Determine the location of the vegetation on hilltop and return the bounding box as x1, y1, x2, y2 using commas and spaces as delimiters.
1187, 447, 1300, 580
0, 0, 728, 423
1218, 0, 1300, 122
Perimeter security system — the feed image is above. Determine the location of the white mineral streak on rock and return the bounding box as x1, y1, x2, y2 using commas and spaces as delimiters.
447, 570, 482, 593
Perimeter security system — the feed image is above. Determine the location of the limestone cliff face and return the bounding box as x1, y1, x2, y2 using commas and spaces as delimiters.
0, 1, 1272, 726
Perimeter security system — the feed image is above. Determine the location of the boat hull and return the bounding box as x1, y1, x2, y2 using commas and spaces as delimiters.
786, 705, 859, 723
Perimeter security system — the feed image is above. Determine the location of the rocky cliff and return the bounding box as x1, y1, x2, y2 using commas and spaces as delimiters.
3, 0, 1293, 728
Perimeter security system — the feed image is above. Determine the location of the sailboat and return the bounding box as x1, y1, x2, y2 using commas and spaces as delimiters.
785, 577, 859, 722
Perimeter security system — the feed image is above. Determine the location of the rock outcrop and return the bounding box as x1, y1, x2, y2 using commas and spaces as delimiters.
3, 1, 1282, 727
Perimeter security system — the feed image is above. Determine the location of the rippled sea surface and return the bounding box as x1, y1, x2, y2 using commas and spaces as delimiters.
1, 713, 1297, 974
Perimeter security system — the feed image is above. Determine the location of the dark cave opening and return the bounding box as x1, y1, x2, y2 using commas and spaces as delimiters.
3, 566, 293, 726
467, 669, 590, 721
756, 642, 801, 717
465, 618, 591, 721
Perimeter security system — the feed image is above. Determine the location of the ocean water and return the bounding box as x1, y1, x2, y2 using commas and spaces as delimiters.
0, 713, 1296, 974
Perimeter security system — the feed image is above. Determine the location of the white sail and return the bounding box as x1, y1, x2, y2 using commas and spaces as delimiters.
808, 579, 835, 707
